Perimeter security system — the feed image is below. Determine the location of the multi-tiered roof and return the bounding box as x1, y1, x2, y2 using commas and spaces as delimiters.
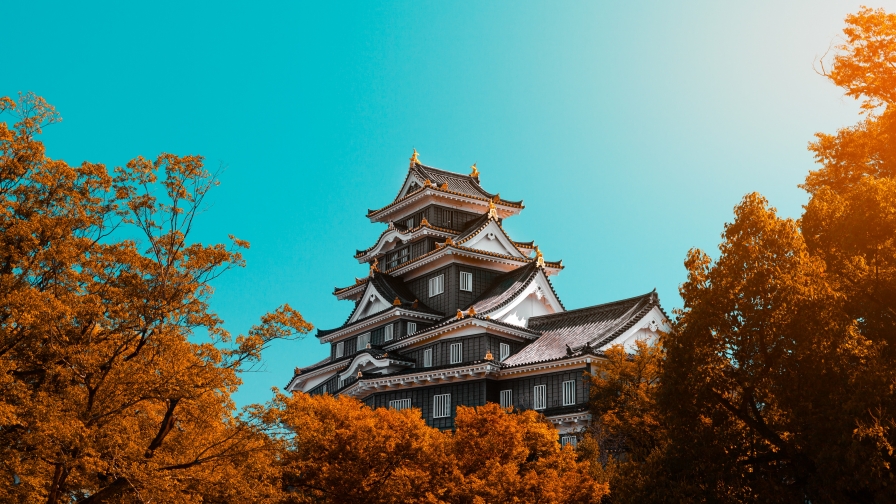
287, 151, 669, 434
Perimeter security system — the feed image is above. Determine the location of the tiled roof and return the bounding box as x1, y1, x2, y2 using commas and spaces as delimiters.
319, 272, 442, 337
368, 163, 524, 219
502, 291, 660, 367
354, 221, 456, 259
412, 163, 522, 206
467, 262, 540, 314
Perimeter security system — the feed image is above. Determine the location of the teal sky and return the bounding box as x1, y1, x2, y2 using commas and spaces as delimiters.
4, 1, 868, 406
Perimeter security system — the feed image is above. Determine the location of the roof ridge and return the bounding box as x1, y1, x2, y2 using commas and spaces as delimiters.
528, 291, 656, 323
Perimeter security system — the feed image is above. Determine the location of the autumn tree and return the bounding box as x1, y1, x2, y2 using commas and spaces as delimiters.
268, 393, 608, 504
0, 93, 313, 503
587, 7, 896, 503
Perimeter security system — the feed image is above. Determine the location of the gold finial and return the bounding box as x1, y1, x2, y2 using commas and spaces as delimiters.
488, 200, 498, 220
410, 148, 419, 166
393, 297, 402, 306
424, 179, 433, 187
456, 309, 464, 319
294, 367, 301, 375
485, 350, 493, 360
388, 221, 395, 230
370, 257, 379, 276
439, 182, 449, 190
470, 163, 479, 178
358, 370, 363, 377
535, 246, 545, 268
366, 342, 371, 349
492, 194, 500, 203
420, 216, 430, 227
445, 237, 455, 246
412, 299, 419, 309
468, 306, 476, 317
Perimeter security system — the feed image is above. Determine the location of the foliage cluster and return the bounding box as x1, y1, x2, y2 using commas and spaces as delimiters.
587, 7, 896, 503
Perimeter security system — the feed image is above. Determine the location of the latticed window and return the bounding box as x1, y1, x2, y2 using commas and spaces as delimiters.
335, 341, 344, 358
384, 324, 393, 342
357, 333, 370, 351
389, 398, 411, 410
429, 274, 444, 297
423, 348, 432, 367
562, 380, 576, 406
499, 343, 510, 361
433, 394, 451, 418
500, 389, 512, 408
561, 435, 578, 448
408, 322, 417, 334
533, 384, 546, 410
459, 271, 472, 291
450, 342, 462, 364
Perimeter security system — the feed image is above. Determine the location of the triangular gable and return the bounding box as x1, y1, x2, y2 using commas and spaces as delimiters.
489, 269, 564, 327
459, 219, 527, 258
348, 282, 393, 323
395, 169, 425, 201
596, 305, 670, 352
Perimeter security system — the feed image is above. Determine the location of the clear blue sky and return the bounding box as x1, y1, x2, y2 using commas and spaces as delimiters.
3, 1, 868, 406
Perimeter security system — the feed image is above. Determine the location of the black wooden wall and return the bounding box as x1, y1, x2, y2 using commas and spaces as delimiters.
363, 379, 487, 430
485, 367, 590, 413
329, 319, 433, 360
399, 333, 526, 368
405, 264, 503, 316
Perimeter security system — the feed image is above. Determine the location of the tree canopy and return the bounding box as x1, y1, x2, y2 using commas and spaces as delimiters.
587, 7, 896, 503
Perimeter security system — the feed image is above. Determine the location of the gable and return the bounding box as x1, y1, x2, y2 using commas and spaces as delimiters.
396, 172, 425, 200
460, 219, 526, 258
348, 282, 393, 323
489, 270, 564, 327
596, 305, 670, 351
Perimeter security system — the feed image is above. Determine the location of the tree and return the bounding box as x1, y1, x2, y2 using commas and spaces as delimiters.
0, 93, 313, 503
587, 7, 896, 503
268, 393, 609, 504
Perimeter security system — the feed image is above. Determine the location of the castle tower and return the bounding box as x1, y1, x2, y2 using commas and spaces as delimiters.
287, 152, 669, 440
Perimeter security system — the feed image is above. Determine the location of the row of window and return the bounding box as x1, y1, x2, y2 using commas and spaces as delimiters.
333, 322, 418, 358
420, 342, 510, 368
384, 381, 578, 419
499, 381, 577, 409
428, 271, 474, 297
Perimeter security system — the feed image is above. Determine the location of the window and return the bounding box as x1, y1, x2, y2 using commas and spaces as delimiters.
533, 384, 546, 410
560, 435, 578, 448
389, 398, 411, 410
335, 341, 344, 358
357, 333, 370, 351
407, 322, 417, 334
459, 271, 473, 292
450, 342, 462, 364
423, 348, 432, 368
499, 343, 510, 361
321, 384, 328, 395
500, 389, 512, 408
384, 324, 393, 342
433, 394, 451, 418
429, 274, 444, 297
405, 218, 414, 229
338, 376, 345, 388
562, 380, 576, 406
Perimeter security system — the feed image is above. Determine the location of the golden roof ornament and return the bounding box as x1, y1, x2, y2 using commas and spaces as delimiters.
456, 309, 464, 319
468, 306, 476, 316
358, 370, 363, 377
439, 182, 449, 190
535, 246, 545, 268
488, 200, 498, 220
424, 179, 433, 187
445, 237, 455, 246
410, 148, 419, 167
492, 194, 500, 203
470, 163, 479, 178
387, 221, 395, 230
294, 367, 301, 375
485, 350, 493, 360
412, 299, 419, 309
393, 297, 402, 306
420, 216, 430, 227
369, 257, 379, 276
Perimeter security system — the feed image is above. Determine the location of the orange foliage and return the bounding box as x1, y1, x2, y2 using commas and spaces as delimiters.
0, 93, 313, 503
269, 393, 608, 504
